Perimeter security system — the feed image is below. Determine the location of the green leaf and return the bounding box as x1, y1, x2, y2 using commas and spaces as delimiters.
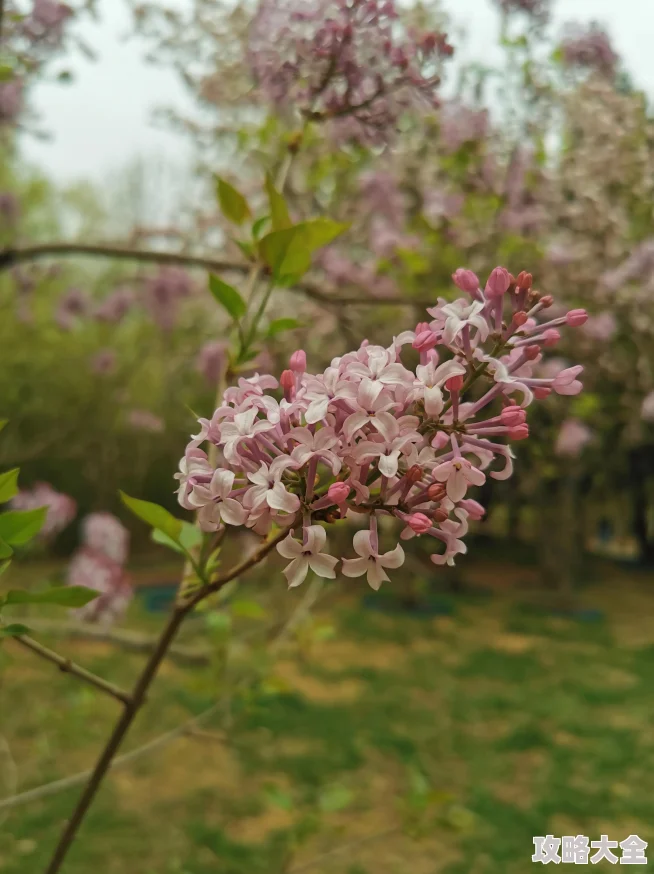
0, 558, 12, 576
264, 785, 294, 811
214, 176, 251, 225
0, 508, 47, 546
0, 468, 20, 504
267, 317, 301, 338
0, 420, 7, 433
319, 785, 354, 813
231, 600, 266, 620
0, 66, 13, 83
208, 275, 247, 321
0, 539, 12, 560
0, 624, 30, 639
205, 611, 232, 633
119, 492, 182, 542
252, 216, 270, 240
4, 586, 100, 608
234, 240, 256, 262
260, 219, 349, 283
265, 173, 292, 231
152, 522, 202, 555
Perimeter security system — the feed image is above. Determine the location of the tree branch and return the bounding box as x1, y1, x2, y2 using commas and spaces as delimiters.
9, 633, 132, 706
0, 241, 428, 307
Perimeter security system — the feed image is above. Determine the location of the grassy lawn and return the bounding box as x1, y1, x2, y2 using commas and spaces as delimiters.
1, 552, 653, 873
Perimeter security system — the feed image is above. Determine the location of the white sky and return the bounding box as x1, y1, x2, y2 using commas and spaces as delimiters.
20, 0, 654, 185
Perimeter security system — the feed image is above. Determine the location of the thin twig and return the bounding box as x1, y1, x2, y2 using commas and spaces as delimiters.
44, 522, 297, 874
0, 701, 223, 813
9, 634, 132, 705
22, 620, 212, 666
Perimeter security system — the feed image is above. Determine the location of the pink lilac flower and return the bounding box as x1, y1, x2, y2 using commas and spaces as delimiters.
438, 101, 489, 154
127, 410, 165, 433
248, 0, 453, 144
82, 513, 129, 565
494, 0, 550, 22
54, 287, 88, 330
0, 80, 23, 125
145, 267, 194, 331
91, 349, 117, 375
196, 341, 227, 385
555, 419, 592, 457
68, 547, 132, 626
175, 267, 585, 589
12, 483, 77, 539
277, 524, 338, 587
560, 23, 618, 76
341, 526, 404, 590
94, 287, 133, 323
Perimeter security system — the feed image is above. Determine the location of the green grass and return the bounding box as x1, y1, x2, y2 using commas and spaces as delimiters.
1, 559, 654, 873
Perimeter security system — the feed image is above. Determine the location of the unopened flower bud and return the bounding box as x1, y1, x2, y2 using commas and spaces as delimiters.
509, 424, 529, 441
414, 321, 430, 335
534, 387, 551, 400
542, 328, 561, 347
432, 508, 449, 523
540, 294, 554, 308
512, 311, 529, 327
412, 330, 438, 352
407, 513, 432, 534
445, 374, 464, 392
501, 406, 526, 427
427, 482, 447, 501
458, 499, 485, 520
452, 268, 480, 294
328, 482, 351, 504
524, 344, 540, 360
406, 465, 423, 484
516, 271, 533, 290
289, 349, 307, 373
485, 266, 511, 299
280, 369, 295, 400
565, 309, 588, 327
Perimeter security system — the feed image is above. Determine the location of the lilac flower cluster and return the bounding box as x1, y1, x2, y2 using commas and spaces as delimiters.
560, 23, 618, 77
145, 267, 194, 331
12, 482, 77, 539
176, 267, 586, 589
248, 0, 453, 143
68, 513, 132, 624
494, 0, 550, 21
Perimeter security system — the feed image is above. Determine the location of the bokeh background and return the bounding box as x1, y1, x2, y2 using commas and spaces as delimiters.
2, 0, 654, 871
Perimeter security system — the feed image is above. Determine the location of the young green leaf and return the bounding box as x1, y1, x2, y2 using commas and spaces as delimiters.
252, 215, 270, 240
0, 539, 12, 560
152, 522, 202, 555
4, 586, 100, 608
264, 785, 294, 811
208, 275, 247, 321
258, 226, 298, 276
265, 173, 292, 230
119, 492, 183, 542
214, 176, 251, 225
0, 420, 7, 433
0, 468, 20, 504
278, 218, 349, 280
0, 623, 30, 639
267, 318, 301, 338
0, 507, 47, 546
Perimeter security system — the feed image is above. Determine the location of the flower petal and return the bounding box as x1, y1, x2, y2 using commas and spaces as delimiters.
379, 543, 405, 569
366, 561, 389, 590
341, 557, 369, 578
283, 557, 309, 588
352, 529, 373, 558
309, 553, 338, 579
277, 532, 303, 560
220, 498, 248, 526
304, 524, 327, 554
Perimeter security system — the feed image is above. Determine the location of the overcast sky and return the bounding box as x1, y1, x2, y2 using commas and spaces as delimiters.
20, 0, 654, 185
